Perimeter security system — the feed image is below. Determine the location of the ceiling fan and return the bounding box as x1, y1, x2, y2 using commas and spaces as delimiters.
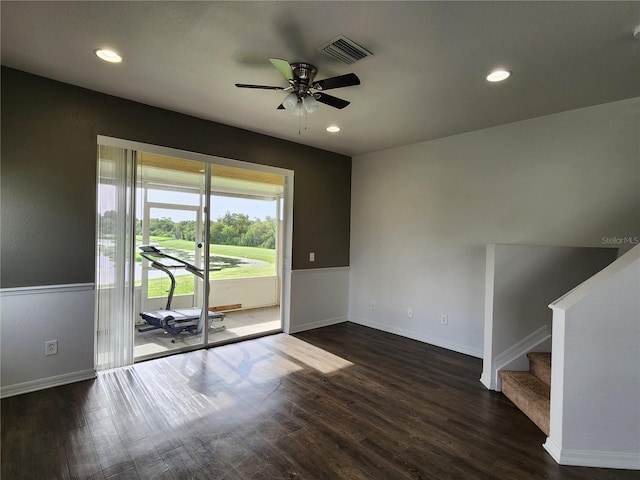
235, 58, 360, 115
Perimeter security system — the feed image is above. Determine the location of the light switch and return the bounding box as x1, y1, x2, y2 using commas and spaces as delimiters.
309, 252, 315, 262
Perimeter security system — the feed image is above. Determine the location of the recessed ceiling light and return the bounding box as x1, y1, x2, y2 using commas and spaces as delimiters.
486, 69, 511, 82
95, 49, 122, 63
326, 125, 341, 133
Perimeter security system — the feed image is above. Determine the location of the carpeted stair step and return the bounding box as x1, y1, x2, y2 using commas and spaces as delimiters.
528, 352, 551, 387
499, 370, 550, 435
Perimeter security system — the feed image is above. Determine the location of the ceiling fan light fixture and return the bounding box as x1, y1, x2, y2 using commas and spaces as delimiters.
303, 95, 319, 113
95, 48, 122, 63
486, 69, 511, 82
292, 102, 305, 116
282, 92, 299, 111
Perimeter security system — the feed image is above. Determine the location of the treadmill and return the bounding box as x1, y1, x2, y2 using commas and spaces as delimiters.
138, 245, 225, 336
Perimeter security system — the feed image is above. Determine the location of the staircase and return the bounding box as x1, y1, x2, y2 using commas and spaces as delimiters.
500, 352, 551, 435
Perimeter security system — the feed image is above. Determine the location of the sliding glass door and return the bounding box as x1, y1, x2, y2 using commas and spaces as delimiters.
207, 164, 284, 345
96, 140, 290, 369
134, 156, 209, 360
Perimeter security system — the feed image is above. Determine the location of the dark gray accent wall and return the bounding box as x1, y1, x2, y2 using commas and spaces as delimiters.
1, 67, 351, 288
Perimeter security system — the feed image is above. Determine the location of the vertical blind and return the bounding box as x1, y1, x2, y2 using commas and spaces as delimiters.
95, 145, 136, 370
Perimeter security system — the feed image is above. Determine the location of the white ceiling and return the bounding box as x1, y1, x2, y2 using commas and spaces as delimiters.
2, 1, 639, 156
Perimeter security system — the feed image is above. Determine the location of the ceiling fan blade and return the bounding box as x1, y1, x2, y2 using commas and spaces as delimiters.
235, 83, 286, 90
269, 58, 294, 81
315, 93, 350, 109
313, 73, 360, 91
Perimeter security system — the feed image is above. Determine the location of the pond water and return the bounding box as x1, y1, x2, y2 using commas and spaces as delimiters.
96, 241, 268, 284
152, 246, 264, 270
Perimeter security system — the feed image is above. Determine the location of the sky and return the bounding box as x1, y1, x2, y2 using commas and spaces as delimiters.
99, 185, 277, 222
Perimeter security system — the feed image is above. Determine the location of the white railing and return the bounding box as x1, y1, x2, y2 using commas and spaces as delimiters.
544, 244, 640, 469
136, 275, 279, 321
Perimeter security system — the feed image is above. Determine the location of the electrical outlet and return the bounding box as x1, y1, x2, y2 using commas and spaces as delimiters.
309, 252, 315, 262
407, 307, 413, 318
370, 301, 376, 310
440, 315, 448, 325
45, 340, 58, 356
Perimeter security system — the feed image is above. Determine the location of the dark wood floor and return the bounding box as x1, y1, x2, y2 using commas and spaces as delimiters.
2, 323, 636, 480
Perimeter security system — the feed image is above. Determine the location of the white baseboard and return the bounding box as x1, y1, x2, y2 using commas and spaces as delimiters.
559, 450, 640, 470
479, 372, 493, 389
491, 324, 552, 390
349, 316, 483, 358
288, 316, 347, 334
494, 324, 551, 366
543, 437, 562, 463
544, 438, 640, 470
1, 368, 97, 398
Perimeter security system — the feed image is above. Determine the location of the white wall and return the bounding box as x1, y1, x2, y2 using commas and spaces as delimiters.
349, 98, 640, 357
288, 267, 350, 334
0, 284, 96, 397
545, 245, 640, 469
481, 244, 618, 390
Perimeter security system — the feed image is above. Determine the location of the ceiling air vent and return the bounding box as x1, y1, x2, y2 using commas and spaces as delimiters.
318, 35, 372, 65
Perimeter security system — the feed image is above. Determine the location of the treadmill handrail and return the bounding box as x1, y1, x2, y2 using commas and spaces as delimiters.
139, 245, 220, 309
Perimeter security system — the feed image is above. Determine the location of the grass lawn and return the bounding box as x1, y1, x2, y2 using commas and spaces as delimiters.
143, 237, 276, 298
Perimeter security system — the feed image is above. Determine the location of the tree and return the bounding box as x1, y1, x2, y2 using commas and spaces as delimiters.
149, 217, 177, 237
242, 217, 276, 248
98, 210, 118, 235
210, 212, 252, 246
136, 211, 276, 249
178, 220, 197, 241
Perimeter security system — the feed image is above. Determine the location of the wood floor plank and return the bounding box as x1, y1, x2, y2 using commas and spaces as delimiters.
126, 436, 174, 479
161, 445, 209, 479
86, 409, 135, 477
1, 459, 35, 480
1, 413, 33, 462
273, 427, 356, 480
104, 467, 140, 480
33, 447, 71, 480
2, 323, 636, 479
31, 393, 65, 455
192, 458, 230, 480
201, 430, 252, 471
64, 425, 103, 480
